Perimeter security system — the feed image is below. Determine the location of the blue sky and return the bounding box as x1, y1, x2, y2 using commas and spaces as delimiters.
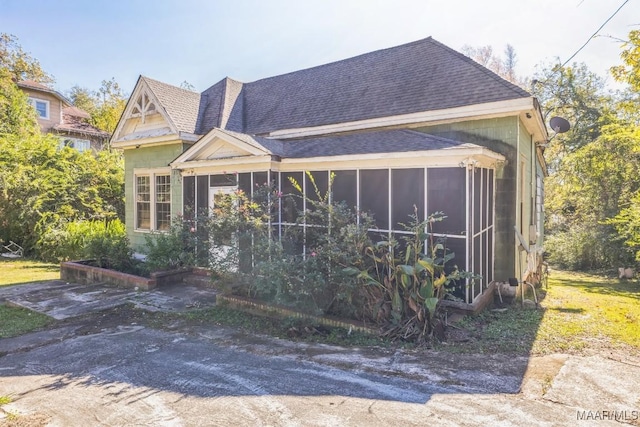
0, 0, 637, 96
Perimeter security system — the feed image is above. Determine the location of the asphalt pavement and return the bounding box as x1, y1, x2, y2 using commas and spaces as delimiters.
0, 281, 639, 426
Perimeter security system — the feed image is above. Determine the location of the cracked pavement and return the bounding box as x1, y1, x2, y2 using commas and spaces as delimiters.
1, 281, 639, 426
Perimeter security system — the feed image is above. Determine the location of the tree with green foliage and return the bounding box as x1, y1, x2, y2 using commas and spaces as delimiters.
0, 133, 125, 255
0, 68, 39, 137
0, 34, 125, 259
0, 34, 45, 137
68, 78, 127, 133
0, 33, 53, 84
597, 30, 640, 261
611, 29, 640, 96
532, 29, 640, 270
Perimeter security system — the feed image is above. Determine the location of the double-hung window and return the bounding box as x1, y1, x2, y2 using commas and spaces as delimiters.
28, 97, 49, 119
155, 175, 171, 231
135, 169, 171, 231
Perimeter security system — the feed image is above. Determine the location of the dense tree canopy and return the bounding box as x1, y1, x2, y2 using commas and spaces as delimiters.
532, 31, 640, 269
0, 34, 125, 257
0, 135, 125, 254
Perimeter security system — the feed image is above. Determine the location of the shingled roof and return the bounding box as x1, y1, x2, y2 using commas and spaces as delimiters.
210, 128, 482, 159
146, 37, 531, 138
142, 76, 201, 134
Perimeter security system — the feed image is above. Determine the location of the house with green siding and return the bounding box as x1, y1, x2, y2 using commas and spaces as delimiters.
111, 37, 549, 306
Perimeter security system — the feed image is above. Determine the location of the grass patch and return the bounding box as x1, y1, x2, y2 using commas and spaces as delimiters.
533, 270, 640, 353
0, 258, 59, 287
443, 270, 640, 355
0, 304, 53, 338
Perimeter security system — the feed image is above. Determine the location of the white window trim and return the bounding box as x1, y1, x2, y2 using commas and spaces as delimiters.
134, 167, 171, 232
59, 137, 91, 152
28, 97, 50, 120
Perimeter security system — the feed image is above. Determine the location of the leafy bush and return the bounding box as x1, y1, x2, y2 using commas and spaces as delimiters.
0, 133, 124, 256
36, 219, 134, 271
236, 175, 374, 316
143, 215, 199, 272
195, 173, 473, 341
162, 172, 473, 343
348, 210, 476, 342
545, 224, 633, 271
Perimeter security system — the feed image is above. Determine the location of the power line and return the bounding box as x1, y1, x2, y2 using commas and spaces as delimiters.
559, 0, 630, 68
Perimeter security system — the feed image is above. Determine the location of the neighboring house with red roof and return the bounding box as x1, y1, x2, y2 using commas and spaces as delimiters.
17, 80, 109, 151
111, 37, 550, 308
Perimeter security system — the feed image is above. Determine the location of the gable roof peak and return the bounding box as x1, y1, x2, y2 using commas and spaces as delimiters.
140, 75, 201, 134
140, 75, 198, 94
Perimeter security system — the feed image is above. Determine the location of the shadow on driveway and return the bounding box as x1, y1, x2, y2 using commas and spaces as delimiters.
0, 280, 639, 425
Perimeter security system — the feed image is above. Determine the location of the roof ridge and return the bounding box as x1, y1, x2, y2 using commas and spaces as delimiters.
216, 78, 228, 128
246, 36, 435, 85
426, 38, 531, 98
140, 75, 200, 95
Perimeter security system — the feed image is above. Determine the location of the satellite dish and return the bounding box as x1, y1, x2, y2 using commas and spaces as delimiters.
549, 116, 570, 134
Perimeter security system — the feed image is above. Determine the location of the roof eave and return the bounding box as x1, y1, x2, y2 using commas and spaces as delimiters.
17, 82, 72, 106
266, 97, 545, 140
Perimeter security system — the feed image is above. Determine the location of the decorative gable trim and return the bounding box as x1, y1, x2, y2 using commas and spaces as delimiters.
111, 76, 179, 147
171, 128, 271, 168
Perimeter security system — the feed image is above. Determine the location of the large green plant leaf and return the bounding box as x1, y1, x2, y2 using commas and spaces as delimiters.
424, 297, 439, 319
398, 264, 414, 275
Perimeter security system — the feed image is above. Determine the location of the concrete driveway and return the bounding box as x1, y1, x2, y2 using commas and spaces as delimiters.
0, 281, 639, 426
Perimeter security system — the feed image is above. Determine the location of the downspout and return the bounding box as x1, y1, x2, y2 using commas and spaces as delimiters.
531, 132, 536, 244
516, 118, 521, 280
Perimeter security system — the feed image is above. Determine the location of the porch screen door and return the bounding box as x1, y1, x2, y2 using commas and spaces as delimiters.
209, 187, 237, 266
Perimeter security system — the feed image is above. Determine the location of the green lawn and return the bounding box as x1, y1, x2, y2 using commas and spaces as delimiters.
448, 270, 640, 355
534, 270, 640, 353
0, 258, 59, 287
0, 304, 53, 338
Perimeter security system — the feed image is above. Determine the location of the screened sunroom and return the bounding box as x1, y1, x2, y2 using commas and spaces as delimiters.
174, 128, 505, 304
181, 164, 501, 304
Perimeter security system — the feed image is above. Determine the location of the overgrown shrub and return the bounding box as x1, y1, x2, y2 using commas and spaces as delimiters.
161, 172, 472, 343
348, 210, 476, 342
143, 215, 198, 272
36, 219, 134, 271
545, 224, 633, 270
0, 133, 124, 256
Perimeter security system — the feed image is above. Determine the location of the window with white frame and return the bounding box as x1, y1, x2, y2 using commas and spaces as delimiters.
59, 137, 91, 152
155, 175, 171, 231
28, 97, 49, 119
135, 170, 170, 231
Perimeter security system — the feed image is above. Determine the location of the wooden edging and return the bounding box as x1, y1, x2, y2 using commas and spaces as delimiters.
439, 281, 497, 315
216, 294, 379, 335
